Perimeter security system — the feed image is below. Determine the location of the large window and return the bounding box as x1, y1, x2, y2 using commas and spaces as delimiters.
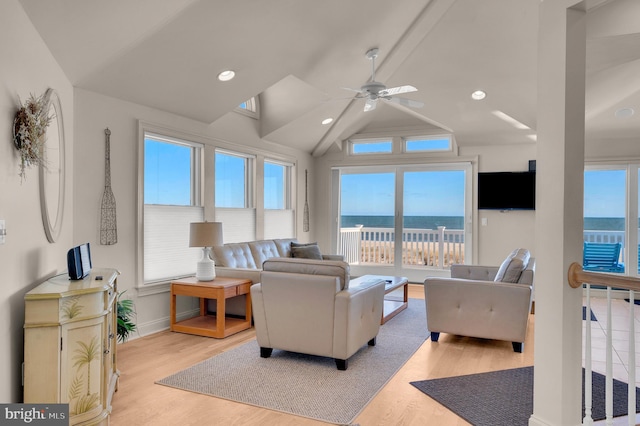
264, 161, 289, 209
336, 164, 470, 280
583, 166, 639, 275
145, 139, 194, 205
215, 150, 256, 242
143, 134, 203, 283
264, 160, 294, 239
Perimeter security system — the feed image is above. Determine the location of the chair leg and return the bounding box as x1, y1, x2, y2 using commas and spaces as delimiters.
335, 359, 348, 370
512, 342, 524, 353
260, 347, 273, 358
368, 337, 376, 346
430, 332, 440, 342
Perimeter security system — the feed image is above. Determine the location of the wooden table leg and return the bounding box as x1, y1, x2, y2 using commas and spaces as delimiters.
216, 290, 225, 338
244, 292, 252, 326
199, 297, 206, 316
170, 288, 176, 330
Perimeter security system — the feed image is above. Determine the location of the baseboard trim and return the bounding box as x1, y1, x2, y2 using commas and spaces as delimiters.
120, 308, 201, 342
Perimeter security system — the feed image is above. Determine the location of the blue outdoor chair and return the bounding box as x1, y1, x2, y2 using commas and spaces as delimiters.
583, 242, 625, 273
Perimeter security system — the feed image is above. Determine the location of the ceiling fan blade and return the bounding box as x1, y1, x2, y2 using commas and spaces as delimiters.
364, 98, 377, 112
380, 85, 417, 96
342, 87, 364, 94
387, 96, 424, 108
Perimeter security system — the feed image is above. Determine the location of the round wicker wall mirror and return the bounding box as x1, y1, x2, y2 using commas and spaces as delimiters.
39, 89, 65, 243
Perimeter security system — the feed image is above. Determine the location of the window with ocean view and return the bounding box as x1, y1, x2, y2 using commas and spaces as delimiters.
337, 164, 470, 273
583, 167, 628, 274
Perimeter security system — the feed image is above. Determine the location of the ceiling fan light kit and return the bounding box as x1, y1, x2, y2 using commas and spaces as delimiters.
345, 47, 424, 112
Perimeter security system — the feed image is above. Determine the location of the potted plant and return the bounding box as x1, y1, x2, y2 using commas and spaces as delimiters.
13, 90, 54, 180
116, 291, 137, 343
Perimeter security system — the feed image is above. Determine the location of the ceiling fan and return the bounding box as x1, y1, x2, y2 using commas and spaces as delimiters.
345, 48, 425, 112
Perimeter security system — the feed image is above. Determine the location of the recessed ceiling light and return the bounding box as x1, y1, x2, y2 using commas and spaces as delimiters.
218, 70, 235, 81
322, 118, 333, 125
615, 107, 634, 118
471, 90, 486, 100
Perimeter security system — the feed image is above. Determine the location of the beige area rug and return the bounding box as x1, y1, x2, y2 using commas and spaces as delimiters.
157, 298, 428, 425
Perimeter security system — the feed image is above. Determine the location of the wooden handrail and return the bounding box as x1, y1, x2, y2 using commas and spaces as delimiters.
568, 262, 640, 291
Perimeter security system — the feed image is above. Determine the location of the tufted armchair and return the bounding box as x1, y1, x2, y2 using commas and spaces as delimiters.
424, 249, 535, 352
250, 258, 385, 370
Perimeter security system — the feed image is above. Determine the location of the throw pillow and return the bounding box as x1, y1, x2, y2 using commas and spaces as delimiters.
291, 244, 323, 260
494, 248, 531, 283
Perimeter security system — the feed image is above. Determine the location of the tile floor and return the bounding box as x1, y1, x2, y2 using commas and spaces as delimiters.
583, 295, 640, 425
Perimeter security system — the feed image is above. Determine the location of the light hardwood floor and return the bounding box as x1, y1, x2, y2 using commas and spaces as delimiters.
111, 285, 534, 425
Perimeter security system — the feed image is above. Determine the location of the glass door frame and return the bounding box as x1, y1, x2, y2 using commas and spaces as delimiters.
332, 162, 473, 282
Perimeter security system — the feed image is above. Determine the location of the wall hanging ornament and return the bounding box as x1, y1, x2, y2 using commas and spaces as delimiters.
13, 90, 54, 181
100, 128, 117, 245
303, 169, 310, 232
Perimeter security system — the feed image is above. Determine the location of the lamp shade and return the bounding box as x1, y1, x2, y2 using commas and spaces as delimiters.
189, 222, 223, 247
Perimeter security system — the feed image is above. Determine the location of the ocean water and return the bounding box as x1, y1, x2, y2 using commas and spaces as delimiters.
341, 215, 464, 230
341, 215, 626, 231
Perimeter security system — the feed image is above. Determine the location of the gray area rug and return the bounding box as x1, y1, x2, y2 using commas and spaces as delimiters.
157, 298, 428, 425
411, 366, 640, 426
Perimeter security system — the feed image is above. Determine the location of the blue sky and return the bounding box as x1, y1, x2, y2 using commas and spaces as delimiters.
584, 169, 626, 218
340, 171, 465, 216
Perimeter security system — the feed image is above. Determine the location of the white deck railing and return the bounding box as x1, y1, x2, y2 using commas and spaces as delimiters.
568, 264, 638, 425
338, 226, 464, 268
339, 228, 631, 269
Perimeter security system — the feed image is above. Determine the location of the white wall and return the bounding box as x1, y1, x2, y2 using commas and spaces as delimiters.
74, 89, 315, 338
461, 144, 537, 265
0, 1, 74, 403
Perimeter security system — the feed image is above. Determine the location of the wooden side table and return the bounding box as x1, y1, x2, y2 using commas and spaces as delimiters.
170, 276, 252, 338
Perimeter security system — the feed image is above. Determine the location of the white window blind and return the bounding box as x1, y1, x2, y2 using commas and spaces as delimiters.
264, 209, 295, 239
215, 208, 256, 243
144, 205, 203, 283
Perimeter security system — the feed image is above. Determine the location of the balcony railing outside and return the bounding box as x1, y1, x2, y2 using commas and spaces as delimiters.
339, 227, 637, 269
338, 226, 464, 268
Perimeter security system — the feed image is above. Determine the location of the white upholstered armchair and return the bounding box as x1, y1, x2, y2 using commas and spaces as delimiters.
424, 249, 535, 352
250, 258, 385, 370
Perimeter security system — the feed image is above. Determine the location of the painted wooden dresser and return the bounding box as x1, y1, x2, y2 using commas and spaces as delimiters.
24, 268, 120, 425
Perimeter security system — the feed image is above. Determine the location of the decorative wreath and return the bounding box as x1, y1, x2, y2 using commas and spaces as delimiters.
13, 90, 53, 180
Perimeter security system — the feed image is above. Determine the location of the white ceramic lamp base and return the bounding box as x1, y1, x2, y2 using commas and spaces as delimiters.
195, 247, 216, 281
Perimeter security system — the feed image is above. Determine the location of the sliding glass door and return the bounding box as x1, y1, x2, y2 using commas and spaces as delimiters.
402, 170, 466, 268
336, 164, 471, 280
583, 165, 640, 276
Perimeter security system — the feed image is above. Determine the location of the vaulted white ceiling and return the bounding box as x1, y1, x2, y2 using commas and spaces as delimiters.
19, 0, 640, 155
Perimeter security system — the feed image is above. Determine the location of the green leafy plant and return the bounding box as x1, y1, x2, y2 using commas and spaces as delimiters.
117, 291, 137, 343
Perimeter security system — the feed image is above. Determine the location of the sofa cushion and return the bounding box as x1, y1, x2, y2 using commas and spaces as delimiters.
494, 248, 531, 283
212, 243, 257, 268
291, 243, 323, 260
262, 258, 351, 290
249, 240, 280, 265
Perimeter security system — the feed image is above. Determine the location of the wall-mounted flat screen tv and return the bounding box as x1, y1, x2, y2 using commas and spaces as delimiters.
478, 171, 536, 210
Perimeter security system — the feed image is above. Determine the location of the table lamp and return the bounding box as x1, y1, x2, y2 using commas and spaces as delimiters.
189, 221, 223, 281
